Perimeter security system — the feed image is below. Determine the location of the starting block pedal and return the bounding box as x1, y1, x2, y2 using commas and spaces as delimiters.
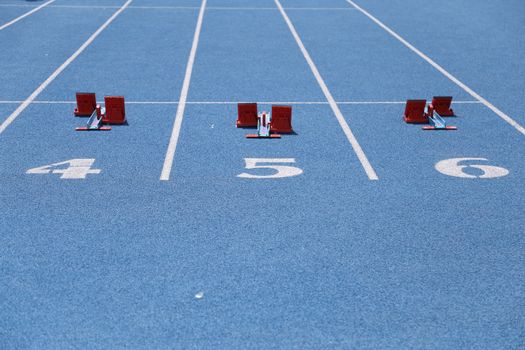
102, 96, 126, 124
246, 111, 281, 139
422, 109, 457, 130
237, 103, 258, 128
75, 105, 111, 131
429, 96, 454, 116
270, 105, 293, 133
74, 92, 97, 116
403, 99, 429, 123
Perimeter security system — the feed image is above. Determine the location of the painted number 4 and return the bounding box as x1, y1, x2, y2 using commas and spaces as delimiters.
26, 159, 101, 179
237, 158, 303, 179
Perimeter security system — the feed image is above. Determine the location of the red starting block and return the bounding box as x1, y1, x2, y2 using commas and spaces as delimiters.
102, 96, 126, 124
74, 92, 97, 116
270, 105, 293, 133
403, 99, 428, 124
236, 103, 258, 127
429, 96, 454, 116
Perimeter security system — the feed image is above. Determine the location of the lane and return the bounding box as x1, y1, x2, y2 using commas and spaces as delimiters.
280, 0, 471, 102
38, 6, 197, 101
141, 0, 389, 347
50, 0, 127, 6
0, 0, 133, 134
1, 0, 523, 348
281, 2, 525, 348
0, 2, 51, 29
0, 5, 120, 105
0, 4, 202, 348
351, 0, 525, 128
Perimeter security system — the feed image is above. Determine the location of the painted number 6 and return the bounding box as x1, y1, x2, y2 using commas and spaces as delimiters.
435, 157, 509, 179
237, 158, 303, 179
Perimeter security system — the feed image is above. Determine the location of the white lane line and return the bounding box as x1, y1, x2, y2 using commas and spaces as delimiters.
0, 100, 482, 105
0, 4, 355, 11
0, 0, 55, 31
186, 100, 482, 105
160, 0, 207, 181
0, 0, 133, 135
206, 7, 356, 10
0, 4, 37, 7
346, 0, 525, 137
274, 0, 378, 180
47, 5, 198, 10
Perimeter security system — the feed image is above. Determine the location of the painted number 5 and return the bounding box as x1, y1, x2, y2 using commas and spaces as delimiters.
435, 157, 509, 179
237, 158, 303, 179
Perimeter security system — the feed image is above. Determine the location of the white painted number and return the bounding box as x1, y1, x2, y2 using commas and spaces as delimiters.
237, 158, 303, 179
26, 159, 101, 179
435, 158, 509, 179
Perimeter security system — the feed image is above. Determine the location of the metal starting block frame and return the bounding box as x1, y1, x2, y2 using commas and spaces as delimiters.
246, 112, 281, 139
422, 109, 457, 130
75, 106, 111, 131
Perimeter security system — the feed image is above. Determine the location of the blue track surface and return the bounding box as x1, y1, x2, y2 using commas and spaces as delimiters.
1, 0, 524, 348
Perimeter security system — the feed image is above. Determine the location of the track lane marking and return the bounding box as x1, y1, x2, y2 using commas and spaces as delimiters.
346, 0, 525, 137
0, 100, 483, 105
274, 0, 378, 180
0, 4, 355, 11
0, 0, 133, 135
0, 0, 55, 31
160, 0, 207, 181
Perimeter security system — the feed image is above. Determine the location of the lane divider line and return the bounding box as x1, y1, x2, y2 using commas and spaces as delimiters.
160, 0, 207, 181
0, 0, 55, 31
275, 0, 379, 180
346, 0, 525, 137
0, 100, 483, 105
0, 0, 133, 135
0, 4, 356, 11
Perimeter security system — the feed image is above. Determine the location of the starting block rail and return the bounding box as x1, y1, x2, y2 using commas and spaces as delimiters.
423, 110, 456, 130
75, 106, 111, 131
246, 111, 281, 139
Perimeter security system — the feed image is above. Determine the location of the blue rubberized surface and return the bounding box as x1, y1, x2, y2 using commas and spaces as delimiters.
1, 0, 524, 349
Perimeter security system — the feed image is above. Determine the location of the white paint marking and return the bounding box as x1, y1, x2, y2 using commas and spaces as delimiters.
160, 0, 207, 181
0, 0, 132, 136
0, 4, 355, 11
0, 0, 55, 31
207, 7, 356, 11
435, 158, 509, 179
0, 99, 484, 105
275, 0, 378, 180
238, 158, 303, 179
346, 0, 525, 137
0, 4, 37, 8
26, 159, 101, 179
0, 99, 482, 105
